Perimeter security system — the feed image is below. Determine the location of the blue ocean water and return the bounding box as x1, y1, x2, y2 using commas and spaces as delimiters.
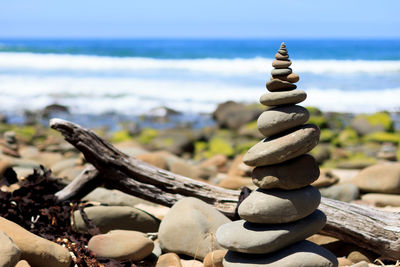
0, 39, 399, 127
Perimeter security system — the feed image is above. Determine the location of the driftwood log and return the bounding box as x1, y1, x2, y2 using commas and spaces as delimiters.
51, 118, 400, 260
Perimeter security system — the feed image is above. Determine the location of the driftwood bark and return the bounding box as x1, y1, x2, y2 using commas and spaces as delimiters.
51, 118, 400, 260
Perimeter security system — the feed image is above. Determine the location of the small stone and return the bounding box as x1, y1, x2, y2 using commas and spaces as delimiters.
238, 186, 321, 223
347, 251, 371, 263
361, 193, 400, 207
260, 90, 306, 106
277, 73, 300, 83
252, 154, 319, 190
257, 105, 310, 137
0, 231, 21, 267
216, 210, 326, 254
15, 260, 31, 267
272, 60, 291, 69
243, 124, 320, 166
88, 230, 154, 261
352, 163, 400, 193
156, 253, 182, 267
222, 240, 338, 267
311, 169, 340, 188
337, 257, 353, 266
0, 217, 71, 267
218, 175, 253, 190
266, 79, 297, 92
203, 250, 227, 267
72, 206, 160, 234
271, 68, 292, 76
159, 197, 230, 260
275, 53, 290, 60
180, 259, 203, 267
319, 184, 360, 202
277, 49, 288, 55
136, 152, 168, 169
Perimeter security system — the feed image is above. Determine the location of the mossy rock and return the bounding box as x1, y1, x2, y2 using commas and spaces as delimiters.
320, 129, 336, 143
137, 128, 159, 145
351, 112, 394, 135
322, 152, 377, 169
111, 130, 132, 143
363, 132, 400, 144
207, 137, 235, 158
332, 128, 359, 147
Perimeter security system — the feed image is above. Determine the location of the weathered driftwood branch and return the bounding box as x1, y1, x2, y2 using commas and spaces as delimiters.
51, 118, 400, 260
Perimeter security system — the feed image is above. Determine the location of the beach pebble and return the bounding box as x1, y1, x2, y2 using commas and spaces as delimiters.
203, 250, 227, 267
222, 240, 338, 267
180, 259, 204, 267
275, 53, 289, 60
156, 253, 182, 267
271, 68, 292, 76
352, 163, 400, 193
337, 257, 353, 266
158, 197, 230, 260
216, 210, 326, 254
361, 193, 400, 207
311, 169, 340, 188
218, 175, 253, 190
252, 154, 319, 190
319, 183, 360, 202
259, 90, 306, 106
257, 105, 310, 137
266, 79, 296, 91
238, 186, 321, 224
0, 231, 21, 267
83, 187, 155, 207
88, 230, 154, 261
0, 217, 71, 267
243, 124, 320, 166
72, 205, 160, 234
272, 60, 291, 69
15, 260, 31, 267
136, 152, 168, 169
278, 73, 300, 83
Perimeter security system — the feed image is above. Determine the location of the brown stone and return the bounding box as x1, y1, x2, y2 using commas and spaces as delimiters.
88, 230, 154, 261
311, 169, 340, 188
156, 253, 182, 267
275, 53, 289, 60
266, 79, 296, 92
243, 124, 320, 166
227, 154, 253, 177
259, 90, 307, 106
272, 60, 291, 69
277, 73, 300, 83
0, 217, 71, 267
218, 175, 253, 190
337, 257, 353, 266
136, 152, 168, 170
15, 260, 31, 267
203, 250, 227, 267
252, 154, 319, 190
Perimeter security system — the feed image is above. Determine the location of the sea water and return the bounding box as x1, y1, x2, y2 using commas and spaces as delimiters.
0, 39, 399, 127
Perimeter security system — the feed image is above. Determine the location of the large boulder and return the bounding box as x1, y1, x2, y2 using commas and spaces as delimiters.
158, 197, 231, 260
352, 163, 400, 193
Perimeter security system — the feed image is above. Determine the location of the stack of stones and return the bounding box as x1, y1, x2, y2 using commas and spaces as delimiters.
215, 43, 338, 267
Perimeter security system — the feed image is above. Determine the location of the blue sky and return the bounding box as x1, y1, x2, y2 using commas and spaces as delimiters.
0, 0, 399, 39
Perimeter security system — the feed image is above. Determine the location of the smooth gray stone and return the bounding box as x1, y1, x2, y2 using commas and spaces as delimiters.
257, 105, 310, 137
243, 124, 320, 166
223, 240, 338, 267
252, 154, 320, 190
271, 68, 292, 76
319, 183, 360, 202
216, 210, 326, 254
277, 49, 288, 55
260, 90, 307, 106
238, 186, 321, 223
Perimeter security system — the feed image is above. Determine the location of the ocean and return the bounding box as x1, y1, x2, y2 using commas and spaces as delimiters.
0, 39, 399, 128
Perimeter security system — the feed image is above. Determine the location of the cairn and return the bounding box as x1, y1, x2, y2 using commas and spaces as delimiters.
215, 43, 338, 266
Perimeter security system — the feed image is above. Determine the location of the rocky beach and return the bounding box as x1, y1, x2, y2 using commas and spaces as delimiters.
0, 43, 400, 267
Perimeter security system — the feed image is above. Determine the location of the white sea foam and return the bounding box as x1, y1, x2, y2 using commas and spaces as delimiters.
0, 74, 399, 114
1, 52, 400, 76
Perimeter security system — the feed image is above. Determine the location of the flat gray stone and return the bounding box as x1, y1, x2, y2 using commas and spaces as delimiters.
223, 240, 338, 267
257, 105, 310, 137
272, 60, 291, 69
238, 186, 321, 223
271, 68, 292, 76
260, 90, 306, 106
319, 183, 359, 202
216, 210, 326, 254
159, 197, 230, 260
243, 124, 320, 166
73, 206, 160, 234
252, 154, 320, 190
